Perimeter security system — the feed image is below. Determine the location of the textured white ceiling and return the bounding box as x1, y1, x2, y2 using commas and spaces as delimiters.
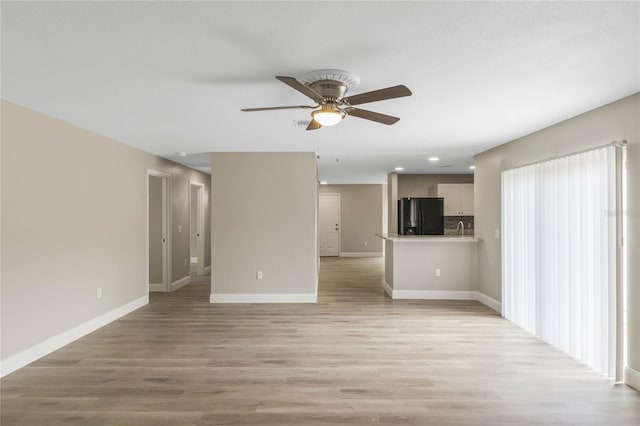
2, 1, 639, 183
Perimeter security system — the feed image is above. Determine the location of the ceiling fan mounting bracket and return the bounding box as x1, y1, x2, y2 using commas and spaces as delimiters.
302, 69, 360, 91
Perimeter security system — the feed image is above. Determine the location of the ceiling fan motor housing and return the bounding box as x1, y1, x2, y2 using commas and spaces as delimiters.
308, 80, 348, 103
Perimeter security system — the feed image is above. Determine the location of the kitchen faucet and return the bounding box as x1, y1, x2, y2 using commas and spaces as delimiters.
456, 221, 464, 236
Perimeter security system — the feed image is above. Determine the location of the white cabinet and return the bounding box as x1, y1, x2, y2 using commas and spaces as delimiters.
437, 183, 474, 216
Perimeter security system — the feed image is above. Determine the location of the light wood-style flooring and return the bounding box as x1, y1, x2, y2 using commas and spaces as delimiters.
2, 257, 639, 425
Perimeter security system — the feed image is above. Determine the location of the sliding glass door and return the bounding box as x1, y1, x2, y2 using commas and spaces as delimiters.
502, 145, 625, 378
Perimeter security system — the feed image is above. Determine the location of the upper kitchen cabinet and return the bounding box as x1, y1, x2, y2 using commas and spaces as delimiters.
437, 183, 474, 216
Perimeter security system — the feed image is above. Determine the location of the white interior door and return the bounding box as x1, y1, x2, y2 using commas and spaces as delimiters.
148, 170, 170, 292
319, 193, 340, 256
190, 181, 205, 276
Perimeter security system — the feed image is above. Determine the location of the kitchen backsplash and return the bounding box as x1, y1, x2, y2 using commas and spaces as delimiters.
444, 216, 474, 236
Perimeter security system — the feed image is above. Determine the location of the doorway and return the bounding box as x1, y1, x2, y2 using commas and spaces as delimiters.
319, 193, 340, 256
148, 170, 170, 292
189, 181, 206, 277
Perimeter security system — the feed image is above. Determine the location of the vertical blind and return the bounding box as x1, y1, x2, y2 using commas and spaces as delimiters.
502, 146, 618, 377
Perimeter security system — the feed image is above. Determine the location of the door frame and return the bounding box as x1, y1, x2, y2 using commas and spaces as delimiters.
147, 169, 172, 292
189, 180, 206, 276
319, 193, 341, 256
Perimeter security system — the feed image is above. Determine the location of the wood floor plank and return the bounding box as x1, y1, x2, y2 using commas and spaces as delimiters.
1, 257, 639, 425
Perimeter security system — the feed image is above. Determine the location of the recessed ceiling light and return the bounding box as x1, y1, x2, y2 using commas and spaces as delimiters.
395, 167, 404, 171
320, 181, 327, 185
469, 165, 475, 170
428, 157, 439, 162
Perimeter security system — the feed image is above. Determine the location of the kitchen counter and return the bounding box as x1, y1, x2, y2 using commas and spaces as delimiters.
376, 233, 478, 242
376, 233, 479, 300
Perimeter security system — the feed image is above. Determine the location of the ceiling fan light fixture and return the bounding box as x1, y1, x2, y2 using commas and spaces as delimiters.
311, 104, 345, 127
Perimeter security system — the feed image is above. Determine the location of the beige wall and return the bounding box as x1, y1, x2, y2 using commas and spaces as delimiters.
473, 93, 640, 387
0, 100, 211, 365
319, 184, 384, 254
204, 184, 211, 269
384, 240, 394, 287
390, 240, 478, 292
211, 152, 317, 300
397, 173, 474, 198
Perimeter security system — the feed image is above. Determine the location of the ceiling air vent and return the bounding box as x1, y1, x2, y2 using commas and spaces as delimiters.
293, 120, 311, 129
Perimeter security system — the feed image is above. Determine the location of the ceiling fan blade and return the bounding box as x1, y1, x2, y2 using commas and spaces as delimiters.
241, 105, 315, 112
275, 76, 325, 102
347, 108, 400, 125
343, 85, 412, 106
306, 120, 322, 131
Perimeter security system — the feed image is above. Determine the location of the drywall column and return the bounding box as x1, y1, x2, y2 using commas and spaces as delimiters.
210, 152, 318, 303
387, 172, 398, 235
382, 184, 388, 236
473, 93, 640, 390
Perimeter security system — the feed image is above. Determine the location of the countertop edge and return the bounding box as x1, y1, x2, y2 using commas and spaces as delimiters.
375, 233, 479, 242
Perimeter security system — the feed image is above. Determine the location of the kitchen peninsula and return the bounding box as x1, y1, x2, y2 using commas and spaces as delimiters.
377, 233, 486, 304
381, 172, 500, 311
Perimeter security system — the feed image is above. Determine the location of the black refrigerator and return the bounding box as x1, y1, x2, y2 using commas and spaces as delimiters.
398, 197, 444, 235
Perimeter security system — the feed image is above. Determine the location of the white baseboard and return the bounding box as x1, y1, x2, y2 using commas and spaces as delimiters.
204, 265, 211, 274
385, 288, 502, 312
0, 294, 148, 378
339, 252, 383, 257
474, 291, 502, 313
170, 275, 191, 291
383, 282, 393, 297
625, 366, 640, 391
391, 289, 476, 300
149, 283, 166, 292
210, 293, 317, 303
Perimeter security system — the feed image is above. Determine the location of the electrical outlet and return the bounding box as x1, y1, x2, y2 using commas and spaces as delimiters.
435, 269, 441, 277
494, 229, 500, 239
97, 288, 102, 299
364, 241, 368, 246
178, 225, 182, 233
184, 258, 188, 265
256, 270, 263, 280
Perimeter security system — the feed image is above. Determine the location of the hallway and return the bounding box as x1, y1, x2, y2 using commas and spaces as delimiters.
1, 258, 638, 425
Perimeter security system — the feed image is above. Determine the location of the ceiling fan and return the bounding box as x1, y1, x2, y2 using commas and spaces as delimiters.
241, 69, 412, 130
